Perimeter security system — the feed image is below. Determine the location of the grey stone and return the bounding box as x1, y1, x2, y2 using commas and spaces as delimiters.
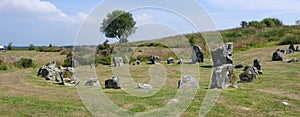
239, 65, 257, 83
178, 75, 199, 89
177, 58, 183, 64
133, 60, 140, 65
105, 76, 121, 89
113, 57, 124, 67
210, 64, 237, 89
296, 46, 300, 52
286, 49, 294, 54
289, 44, 295, 51
253, 58, 263, 74
287, 58, 298, 63
167, 57, 175, 64
149, 55, 160, 64
211, 42, 233, 67
137, 83, 152, 89
272, 49, 285, 61
234, 62, 244, 69
85, 78, 100, 87
191, 45, 204, 63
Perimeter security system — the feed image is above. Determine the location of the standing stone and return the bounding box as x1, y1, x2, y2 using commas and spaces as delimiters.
149, 55, 160, 64
210, 64, 237, 89
167, 57, 175, 64
211, 42, 233, 67
85, 78, 100, 87
191, 45, 204, 63
178, 75, 199, 89
296, 46, 300, 52
113, 57, 124, 67
272, 49, 285, 61
133, 60, 140, 65
253, 59, 263, 74
177, 58, 183, 64
289, 44, 295, 51
239, 65, 257, 83
105, 76, 121, 89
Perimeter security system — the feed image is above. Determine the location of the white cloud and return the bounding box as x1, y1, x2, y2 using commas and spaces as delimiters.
0, 0, 92, 23
207, 0, 300, 12
135, 13, 154, 24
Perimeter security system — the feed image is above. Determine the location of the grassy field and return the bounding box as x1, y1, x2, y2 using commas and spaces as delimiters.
0, 45, 299, 116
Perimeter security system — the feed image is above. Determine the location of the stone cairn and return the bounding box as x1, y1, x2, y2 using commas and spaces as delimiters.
211, 42, 233, 67
210, 64, 237, 89
239, 65, 258, 83
37, 61, 79, 86
191, 45, 204, 63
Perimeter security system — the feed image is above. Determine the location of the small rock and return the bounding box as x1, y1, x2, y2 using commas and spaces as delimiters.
282, 101, 289, 106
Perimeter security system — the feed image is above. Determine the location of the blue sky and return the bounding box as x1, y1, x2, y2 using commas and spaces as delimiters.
0, 0, 299, 46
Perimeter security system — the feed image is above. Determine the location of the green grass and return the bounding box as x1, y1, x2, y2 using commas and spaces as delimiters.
0, 45, 300, 116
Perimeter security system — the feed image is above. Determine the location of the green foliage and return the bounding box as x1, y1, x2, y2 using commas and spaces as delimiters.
241, 21, 248, 27
261, 18, 276, 27
279, 35, 300, 45
138, 42, 168, 48
97, 39, 111, 57
62, 58, 72, 67
188, 36, 197, 46
95, 56, 111, 65
37, 46, 62, 52
7, 42, 12, 50
248, 21, 262, 28
0, 60, 7, 70
28, 44, 35, 51
14, 58, 34, 68
100, 10, 137, 43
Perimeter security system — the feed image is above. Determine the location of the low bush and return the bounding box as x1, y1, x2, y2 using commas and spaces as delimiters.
14, 58, 34, 68
278, 36, 300, 45
95, 56, 111, 65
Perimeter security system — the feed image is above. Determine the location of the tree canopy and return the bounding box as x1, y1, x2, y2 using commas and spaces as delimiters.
241, 18, 283, 28
100, 10, 137, 43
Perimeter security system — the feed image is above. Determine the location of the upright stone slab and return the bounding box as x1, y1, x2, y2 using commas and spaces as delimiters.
253, 58, 263, 74
272, 49, 285, 61
105, 76, 121, 89
289, 44, 295, 51
211, 42, 233, 67
191, 45, 204, 63
113, 57, 124, 67
210, 64, 237, 89
149, 55, 160, 64
178, 75, 199, 89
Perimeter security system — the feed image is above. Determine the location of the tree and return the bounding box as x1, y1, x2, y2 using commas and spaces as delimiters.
248, 21, 261, 28
241, 21, 248, 28
100, 10, 137, 43
7, 42, 12, 50
261, 18, 276, 27
28, 44, 35, 50
189, 36, 197, 46
296, 20, 300, 26
49, 43, 52, 47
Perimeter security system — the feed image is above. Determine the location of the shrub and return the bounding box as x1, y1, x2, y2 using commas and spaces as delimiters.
138, 42, 168, 48
278, 36, 300, 45
95, 56, 111, 65
14, 58, 34, 68
62, 58, 73, 67
0, 64, 7, 70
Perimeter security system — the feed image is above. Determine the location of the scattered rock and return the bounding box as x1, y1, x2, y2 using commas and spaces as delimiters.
289, 44, 295, 51
272, 49, 285, 61
137, 83, 152, 89
296, 46, 300, 52
167, 98, 179, 105
85, 78, 100, 87
105, 75, 121, 89
191, 45, 204, 63
210, 64, 237, 89
133, 60, 140, 65
287, 58, 298, 63
177, 58, 183, 64
167, 57, 175, 64
234, 62, 244, 69
282, 101, 289, 106
253, 58, 263, 74
211, 42, 233, 67
286, 49, 294, 54
240, 107, 251, 111
113, 57, 124, 67
239, 65, 257, 83
178, 75, 199, 89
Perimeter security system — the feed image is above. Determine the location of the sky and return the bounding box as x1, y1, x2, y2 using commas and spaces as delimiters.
0, 0, 300, 46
